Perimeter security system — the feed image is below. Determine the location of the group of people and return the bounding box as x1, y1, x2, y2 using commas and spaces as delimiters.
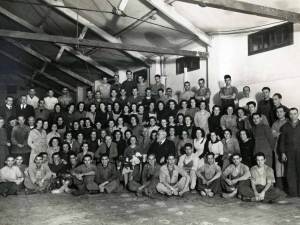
0, 70, 299, 204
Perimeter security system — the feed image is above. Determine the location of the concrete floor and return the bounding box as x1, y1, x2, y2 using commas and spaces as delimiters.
1, 190, 300, 225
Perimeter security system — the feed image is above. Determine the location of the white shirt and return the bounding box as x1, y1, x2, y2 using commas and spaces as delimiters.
26, 95, 39, 108
44, 96, 58, 110
6, 104, 12, 110
238, 97, 257, 109
21, 104, 27, 109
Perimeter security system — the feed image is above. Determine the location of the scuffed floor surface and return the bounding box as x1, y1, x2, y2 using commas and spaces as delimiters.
1, 190, 300, 225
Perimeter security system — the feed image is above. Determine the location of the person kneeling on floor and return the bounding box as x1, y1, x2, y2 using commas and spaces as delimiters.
238, 152, 281, 204
156, 153, 190, 197
95, 154, 119, 194
221, 153, 251, 198
196, 152, 221, 197
0, 155, 24, 197
24, 153, 52, 195
128, 154, 160, 198
70, 154, 99, 196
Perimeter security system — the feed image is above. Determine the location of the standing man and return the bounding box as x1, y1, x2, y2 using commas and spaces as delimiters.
179, 81, 195, 103
279, 108, 300, 198
11, 116, 31, 166
44, 89, 58, 112
148, 130, 176, 165
16, 95, 35, 122
121, 70, 137, 97
137, 75, 149, 98
238, 152, 281, 203
238, 86, 256, 110
257, 87, 273, 125
156, 153, 190, 197
165, 88, 178, 103
128, 87, 143, 106
245, 101, 269, 129
97, 76, 111, 103
84, 89, 95, 110
271, 106, 288, 190
219, 75, 238, 111
0, 96, 16, 125
26, 88, 39, 109
34, 99, 50, 121
58, 87, 73, 109
195, 78, 211, 111
111, 74, 121, 92
251, 113, 275, 167
196, 152, 221, 197
151, 75, 165, 99
270, 93, 289, 125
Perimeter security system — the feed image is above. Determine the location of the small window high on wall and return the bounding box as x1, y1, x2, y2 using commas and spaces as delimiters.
176, 57, 200, 75
248, 22, 293, 56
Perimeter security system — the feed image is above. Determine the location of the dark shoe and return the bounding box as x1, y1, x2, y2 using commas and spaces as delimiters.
267, 200, 274, 204
72, 190, 85, 196
242, 197, 251, 202
89, 190, 100, 195
25, 189, 36, 195
7, 190, 18, 196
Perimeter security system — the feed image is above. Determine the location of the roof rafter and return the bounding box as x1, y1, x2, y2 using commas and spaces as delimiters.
0, 29, 208, 57
42, 0, 152, 66
0, 49, 77, 92
0, 6, 115, 77
146, 0, 212, 46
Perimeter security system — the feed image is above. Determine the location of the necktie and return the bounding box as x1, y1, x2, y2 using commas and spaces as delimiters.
159, 141, 162, 146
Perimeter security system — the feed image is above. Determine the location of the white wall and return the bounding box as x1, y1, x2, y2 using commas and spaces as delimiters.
208, 24, 300, 110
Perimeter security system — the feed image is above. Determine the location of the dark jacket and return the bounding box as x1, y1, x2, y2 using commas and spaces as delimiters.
279, 120, 300, 155
251, 123, 275, 156
16, 104, 35, 122
0, 105, 16, 124
95, 143, 118, 162
148, 139, 176, 165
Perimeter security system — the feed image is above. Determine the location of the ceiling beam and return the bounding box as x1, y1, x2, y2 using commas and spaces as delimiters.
0, 49, 77, 92
43, 0, 152, 66
146, 0, 212, 46
0, 29, 208, 58
11, 70, 62, 95
0, 6, 115, 77
114, 9, 158, 37
175, 0, 300, 23
4, 38, 94, 86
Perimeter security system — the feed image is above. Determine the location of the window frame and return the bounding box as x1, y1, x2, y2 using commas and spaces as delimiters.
176, 56, 200, 75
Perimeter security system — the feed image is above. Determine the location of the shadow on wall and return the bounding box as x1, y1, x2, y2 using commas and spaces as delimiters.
144, 32, 173, 48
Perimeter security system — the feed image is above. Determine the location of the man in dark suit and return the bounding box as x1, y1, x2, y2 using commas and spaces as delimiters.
34, 99, 50, 121
149, 130, 176, 165
0, 96, 16, 125
94, 135, 118, 163
16, 95, 35, 122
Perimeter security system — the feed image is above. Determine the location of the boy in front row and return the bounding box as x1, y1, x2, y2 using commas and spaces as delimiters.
0, 155, 24, 197
238, 152, 281, 204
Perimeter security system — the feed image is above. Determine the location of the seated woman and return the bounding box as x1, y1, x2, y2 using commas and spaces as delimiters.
47, 137, 61, 164
74, 102, 87, 121
239, 129, 254, 168
236, 107, 247, 132
148, 117, 160, 137
56, 116, 67, 138
221, 105, 238, 138
221, 129, 240, 170
149, 130, 158, 147
194, 128, 208, 169
71, 120, 81, 139
46, 123, 61, 146
106, 119, 115, 137
167, 99, 179, 119
208, 105, 222, 140
176, 113, 185, 137
177, 130, 193, 157
95, 102, 108, 127
177, 100, 188, 116
156, 101, 168, 125
208, 131, 224, 168
113, 116, 128, 138
64, 130, 75, 151
142, 87, 156, 111
83, 118, 94, 140
143, 101, 157, 123
77, 143, 95, 164
112, 102, 122, 122
120, 105, 130, 125
183, 115, 195, 139
113, 130, 127, 161
194, 100, 211, 136
72, 132, 86, 154
123, 136, 143, 187
137, 104, 147, 126
167, 127, 180, 153
64, 103, 75, 130
127, 114, 144, 138
186, 97, 200, 120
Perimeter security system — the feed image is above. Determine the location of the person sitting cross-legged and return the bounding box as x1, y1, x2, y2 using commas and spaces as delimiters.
51, 152, 80, 194
95, 154, 119, 194
238, 152, 281, 204
178, 143, 198, 194
0, 155, 24, 197
70, 154, 99, 196
156, 153, 190, 197
221, 153, 251, 199
128, 154, 160, 198
196, 152, 221, 197
24, 153, 52, 195
48, 152, 64, 191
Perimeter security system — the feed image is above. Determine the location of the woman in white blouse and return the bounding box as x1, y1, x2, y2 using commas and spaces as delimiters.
194, 127, 207, 168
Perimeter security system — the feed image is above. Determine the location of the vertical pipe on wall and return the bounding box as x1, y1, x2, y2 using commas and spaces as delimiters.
206, 46, 209, 88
